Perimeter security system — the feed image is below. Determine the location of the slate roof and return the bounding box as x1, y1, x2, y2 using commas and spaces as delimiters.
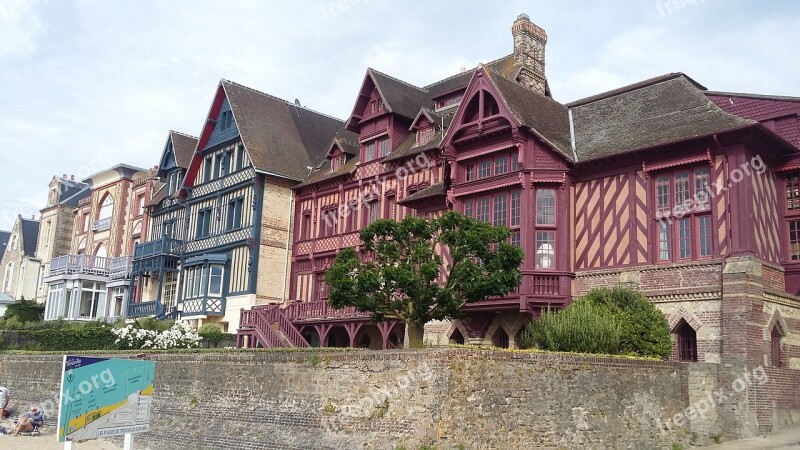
425, 55, 520, 99
485, 68, 572, 160
222, 80, 345, 181
298, 157, 358, 188
332, 129, 360, 156
397, 182, 445, 205
368, 69, 433, 120
0, 230, 10, 262
146, 185, 166, 208
569, 74, 756, 162
20, 218, 39, 258
170, 131, 199, 169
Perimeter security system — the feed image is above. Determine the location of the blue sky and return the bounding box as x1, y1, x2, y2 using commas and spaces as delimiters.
0, 0, 798, 231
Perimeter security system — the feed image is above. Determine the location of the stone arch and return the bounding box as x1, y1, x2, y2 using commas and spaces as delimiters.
485, 313, 528, 349
764, 309, 789, 340
668, 307, 702, 333
446, 321, 469, 345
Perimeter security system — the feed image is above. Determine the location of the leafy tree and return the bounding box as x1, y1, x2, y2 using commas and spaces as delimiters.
4, 299, 44, 323
520, 300, 622, 354
327, 212, 524, 348
580, 286, 671, 358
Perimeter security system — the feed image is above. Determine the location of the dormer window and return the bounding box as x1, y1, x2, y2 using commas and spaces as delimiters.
417, 127, 434, 146
331, 155, 344, 171
435, 93, 463, 110
370, 100, 385, 114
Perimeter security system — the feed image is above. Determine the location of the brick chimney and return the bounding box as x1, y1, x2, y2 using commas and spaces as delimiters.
512, 13, 548, 96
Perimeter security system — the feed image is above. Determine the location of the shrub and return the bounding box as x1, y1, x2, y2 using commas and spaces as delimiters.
4, 299, 44, 323
198, 324, 225, 346
134, 317, 175, 332
580, 287, 671, 358
3, 316, 24, 330
24, 322, 116, 351
113, 321, 201, 350
520, 300, 622, 354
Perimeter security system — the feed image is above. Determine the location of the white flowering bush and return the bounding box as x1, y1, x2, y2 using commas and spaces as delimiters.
112, 321, 202, 350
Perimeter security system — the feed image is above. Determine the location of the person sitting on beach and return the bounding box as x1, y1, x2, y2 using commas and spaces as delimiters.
0, 386, 8, 418
12, 406, 43, 435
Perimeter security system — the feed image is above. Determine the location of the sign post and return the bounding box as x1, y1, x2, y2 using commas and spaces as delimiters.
57, 355, 156, 448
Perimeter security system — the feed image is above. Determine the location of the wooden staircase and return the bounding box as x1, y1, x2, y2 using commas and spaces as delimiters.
238, 305, 310, 348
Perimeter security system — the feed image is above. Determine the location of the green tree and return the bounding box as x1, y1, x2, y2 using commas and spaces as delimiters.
580, 286, 671, 358
327, 212, 524, 348
4, 299, 44, 323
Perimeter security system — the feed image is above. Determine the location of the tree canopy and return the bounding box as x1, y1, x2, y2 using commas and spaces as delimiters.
326, 212, 524, 348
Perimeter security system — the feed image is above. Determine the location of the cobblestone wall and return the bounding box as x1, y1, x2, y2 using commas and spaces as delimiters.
0, 350, 793, 449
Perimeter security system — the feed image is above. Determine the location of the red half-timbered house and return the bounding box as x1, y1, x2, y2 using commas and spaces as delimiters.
237, 15, 800, 395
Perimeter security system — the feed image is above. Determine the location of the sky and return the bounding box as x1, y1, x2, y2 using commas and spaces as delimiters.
0, 0, 798, 231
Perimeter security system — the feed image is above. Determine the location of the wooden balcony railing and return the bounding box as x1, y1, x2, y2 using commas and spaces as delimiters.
92, 217, 112, 231
294, 231, 361, 256
109, 256, 132, 280
128, 300, 165, 318
284, 300, 371, 322
133, 237, 183, 260
48, 255, 110, 277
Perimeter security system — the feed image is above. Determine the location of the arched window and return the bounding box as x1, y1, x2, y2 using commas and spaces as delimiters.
9, 235, 17, 252
492, 327, 510, 349
463, 93, 480, 123
771, 324, 785, 368
3, 262, 13, 293
98, 194, 114, 220
675, 319, 697, 362
49, 188, 58, 205
95, 243, 107, 259
483, 92, 500, 117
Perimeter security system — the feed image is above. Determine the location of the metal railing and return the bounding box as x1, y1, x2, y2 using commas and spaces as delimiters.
48, 255, 110, 277
133, 236, 183, 260
109, 256, 132, 280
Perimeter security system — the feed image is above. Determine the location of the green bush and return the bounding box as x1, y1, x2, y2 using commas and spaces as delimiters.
3, 316, 24, 330
134, 317, 174, 332
198, 324, 225, 346
520, 300, 622, 354
580, 287, 672, 358
24, 322, 116, 351
4, 299, 44, 323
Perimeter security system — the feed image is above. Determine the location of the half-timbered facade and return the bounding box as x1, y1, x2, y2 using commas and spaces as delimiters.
128, 81, 342, 333
43, 165, 156, 321
233, 14, 800, 383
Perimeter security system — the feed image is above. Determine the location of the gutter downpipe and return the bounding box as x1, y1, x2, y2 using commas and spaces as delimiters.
568, 108, 578, 162
282, 191, 294, 303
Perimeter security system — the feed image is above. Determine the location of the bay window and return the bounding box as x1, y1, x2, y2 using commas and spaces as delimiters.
654, 166, 713, 262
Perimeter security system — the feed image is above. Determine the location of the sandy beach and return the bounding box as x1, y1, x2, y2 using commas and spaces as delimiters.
0, 426, 121, 449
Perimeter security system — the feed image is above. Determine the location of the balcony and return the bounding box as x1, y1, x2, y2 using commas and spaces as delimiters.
181, 296, 225, 317
294, 231, 361, 256
133, 237, 183, 261
109, 256, 133, 281
128, 300, 165, 318
92, 217, 112, 232
284, 300, 371, 323
48, 255, 110, 277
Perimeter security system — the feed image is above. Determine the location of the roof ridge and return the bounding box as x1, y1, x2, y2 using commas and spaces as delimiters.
566, 73, 704, 107
170, 130, 199, 139
221, 79, 345, 123
423, 54, 514, 89
705, 90, 800, 102
368, 68, 428, 93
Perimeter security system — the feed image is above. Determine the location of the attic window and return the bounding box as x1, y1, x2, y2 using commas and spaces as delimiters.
331, 155, 344, 172
370, 100, 385, 114
417, 127, 434, 146
435, 93, 463, 110
220, 111, 233, 130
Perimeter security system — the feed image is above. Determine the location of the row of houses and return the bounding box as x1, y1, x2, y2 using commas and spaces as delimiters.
2, 16, 799, 381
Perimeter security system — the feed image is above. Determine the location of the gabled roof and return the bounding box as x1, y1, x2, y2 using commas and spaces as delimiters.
483, 68, 572, 160
53, 176, 91, 208
297, 156, 358, 188
704, 91, 800, 103
425, 54, 520, 99
381, 129, 444, 164
0, 230, 10, 262
367, 69, 432, 120
330, 129, 360, 157
20, 217, 39, 258
397, 182, 445, 206
170, 131, 199, 169
409, 108, 443, 131
566, 73, 707, 107
222, 80, 344, 181
569, 74, 756, 162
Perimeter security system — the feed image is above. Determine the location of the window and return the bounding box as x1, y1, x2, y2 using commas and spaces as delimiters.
379, 137, 390, 157
236, 144, 246, 171
658, 221, 671, 261
44, 221, 51, 248
98, 195, 113, 220
386, 195, 396, 221
82, 213, 89, 233
787, 172, 800, 211
226, 197, 244, 231
163, 219, 176, 238
367, 200, 380, 225
510, 231, 521, 247
417, 127, 434, 146
2, 263, 13, 293
495, 156, 509, 175
435, 93, 463, 110
466, 164, 476, 181
476, 197, 490, 223
654, 167, 713, 262
536, 189, 556, 225
220, 111, 233, 130
196, 208, 213, 239
493, 195, 507, 227
791, 220, 800, 260
136, 194, 145, 216
511, 151, 520, 171
771, 325, 784, 367
79, 281, 106, 320
676, 320, 697, 362
204, 156, 213, 182
319, 206, 338, 237
536, 231, 555, 269
163, 272, 177, 309
364, 140, 376, 162
208, 265, 224, 296
346, 200, 358, 232
301, 212, 312, 240
478, 161, 491, 179
216, 152, 225, 178
331, 155, 343, 171
464, 200, 474, 219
